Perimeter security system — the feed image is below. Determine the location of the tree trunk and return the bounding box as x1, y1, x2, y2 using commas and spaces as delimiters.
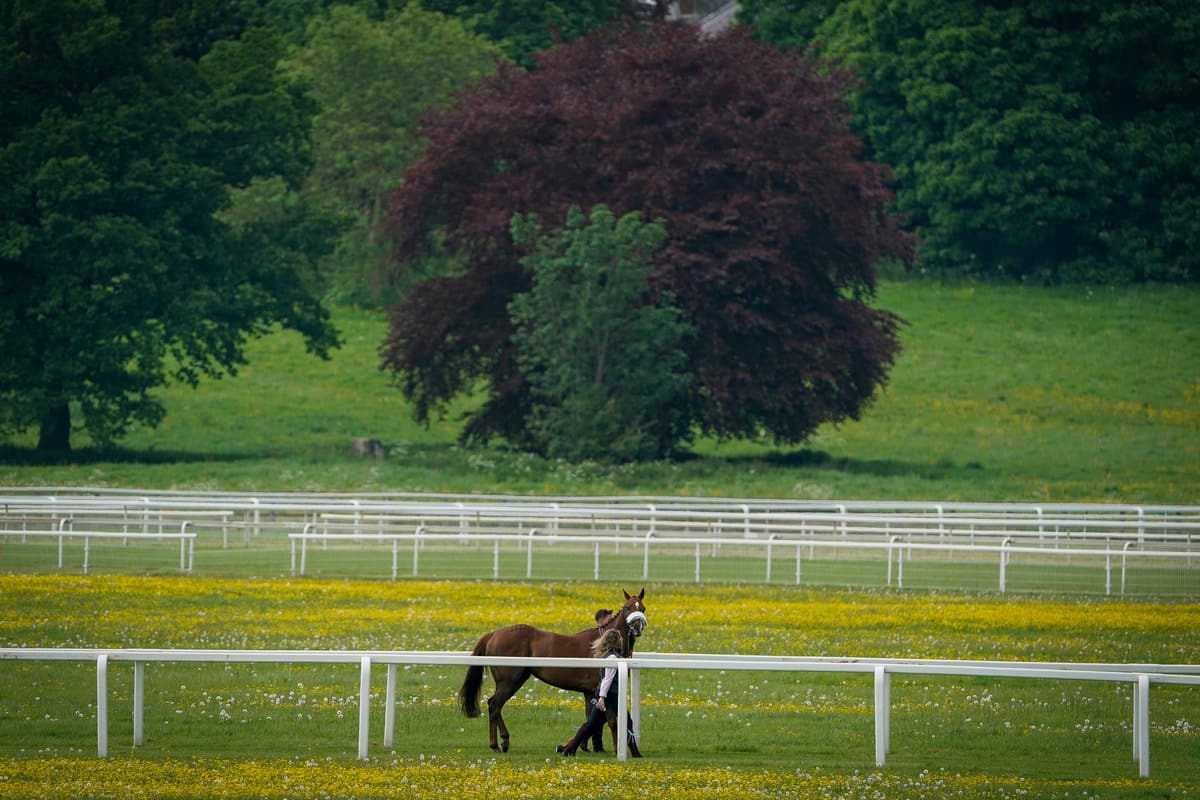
37, 402, 72, 453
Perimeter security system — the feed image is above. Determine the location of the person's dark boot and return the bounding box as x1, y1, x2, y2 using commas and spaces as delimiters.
589, 730, 605, 752
628, 732, 643, 758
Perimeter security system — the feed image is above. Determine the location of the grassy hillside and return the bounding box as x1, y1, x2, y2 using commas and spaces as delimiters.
1, 282, 1196, 503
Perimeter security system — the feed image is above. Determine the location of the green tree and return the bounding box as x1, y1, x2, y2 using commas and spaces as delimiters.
420, 0, 666, 67
736, 0, 841, 49
793, 0, 1200, 282
286, 4, 500, 304
0, 1, 338, 453
382, 24, 910, 453
508, 206, 691, 461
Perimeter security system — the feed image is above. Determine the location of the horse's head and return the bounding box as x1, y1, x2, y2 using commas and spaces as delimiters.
617, 588, 648, 647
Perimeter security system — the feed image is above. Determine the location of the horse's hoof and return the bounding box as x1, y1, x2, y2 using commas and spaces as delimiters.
500, 742, 509, 753
489, 744, 500, 752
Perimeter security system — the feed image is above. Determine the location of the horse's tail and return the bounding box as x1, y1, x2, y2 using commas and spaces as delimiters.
459, 631, 492, 718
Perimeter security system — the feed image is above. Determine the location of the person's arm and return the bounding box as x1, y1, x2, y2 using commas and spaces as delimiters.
595, 654, 618, 709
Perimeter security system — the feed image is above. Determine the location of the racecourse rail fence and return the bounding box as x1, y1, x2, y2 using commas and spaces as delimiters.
1, 489, 1198, 596
1, 646, 1197, 777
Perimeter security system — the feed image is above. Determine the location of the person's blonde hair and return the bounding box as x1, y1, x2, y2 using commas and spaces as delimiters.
592, 628, 623, 657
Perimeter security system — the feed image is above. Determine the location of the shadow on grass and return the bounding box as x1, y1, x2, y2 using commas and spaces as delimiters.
0, 441, 460, 468
695, 448, 983, 480
0, 444, 261, 467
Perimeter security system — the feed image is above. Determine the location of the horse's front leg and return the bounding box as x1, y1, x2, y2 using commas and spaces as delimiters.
606, 709, 642, 758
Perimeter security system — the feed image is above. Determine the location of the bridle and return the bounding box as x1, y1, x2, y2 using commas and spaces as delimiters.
602, 597, 648, 649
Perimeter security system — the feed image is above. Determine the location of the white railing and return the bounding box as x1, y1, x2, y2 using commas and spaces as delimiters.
2, 647, 1197, 776
284, 527, 1196, 596
3, 492, 1198, 594
3, 491, 1196, 544
0, 523, 196, 574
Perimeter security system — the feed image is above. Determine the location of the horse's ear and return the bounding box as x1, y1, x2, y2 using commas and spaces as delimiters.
638, 588, 645, 600
623, 589, 631, 601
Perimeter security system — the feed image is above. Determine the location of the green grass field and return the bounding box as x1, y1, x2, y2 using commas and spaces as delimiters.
1, 282, 1197, 504
1, 282, 1198, 798
1, 577, 1198, 799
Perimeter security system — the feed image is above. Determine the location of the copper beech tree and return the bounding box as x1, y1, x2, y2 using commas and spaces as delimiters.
381, 21, 915, 457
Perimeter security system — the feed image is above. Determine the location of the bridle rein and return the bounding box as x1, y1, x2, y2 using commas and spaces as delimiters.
601, 598, 648, 652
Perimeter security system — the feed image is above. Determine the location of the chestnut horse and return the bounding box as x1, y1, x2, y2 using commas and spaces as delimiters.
459, 588, 647, 753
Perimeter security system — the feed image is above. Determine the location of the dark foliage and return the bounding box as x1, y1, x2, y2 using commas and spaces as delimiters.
754, 0, 1200, 282
381, 22, 913, 451
0, 0, 337, 452
419, 0, 669, 67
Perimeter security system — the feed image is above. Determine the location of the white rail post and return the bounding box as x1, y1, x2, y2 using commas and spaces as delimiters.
887, 536, 903, 588
1121, 542, 1133, 596
999, 538, 1012, 593
630, 663, 641, 752
873, 665, 890, 767
1135, 674, 1150, 777
643, 532, 653, 580
1105, 544, 1113, 596
766, 535, 775, 582
96, 654, 109, 758
58, 517, 69, 569
617, 659, 629, 763
1132, 675, 1140, 763
384, 663, 397, 747
179, 522, 190, 571
358, 656, 371, 760
414, 525, 423, 577
133, 661, 145, 746
526, 528, 536, 578
594, 540, 601, 581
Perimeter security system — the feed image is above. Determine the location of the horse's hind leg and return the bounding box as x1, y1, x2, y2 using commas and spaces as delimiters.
486, 697, 502, 752
486, 669, 529, 753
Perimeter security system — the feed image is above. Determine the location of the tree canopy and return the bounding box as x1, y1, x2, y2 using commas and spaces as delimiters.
285, 4, 501, 304
419, 0, 667, 67
381, 22, 912, 454
0, 0, 339, 452
748, 0, 1200, 282
509, 205, 691, 461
